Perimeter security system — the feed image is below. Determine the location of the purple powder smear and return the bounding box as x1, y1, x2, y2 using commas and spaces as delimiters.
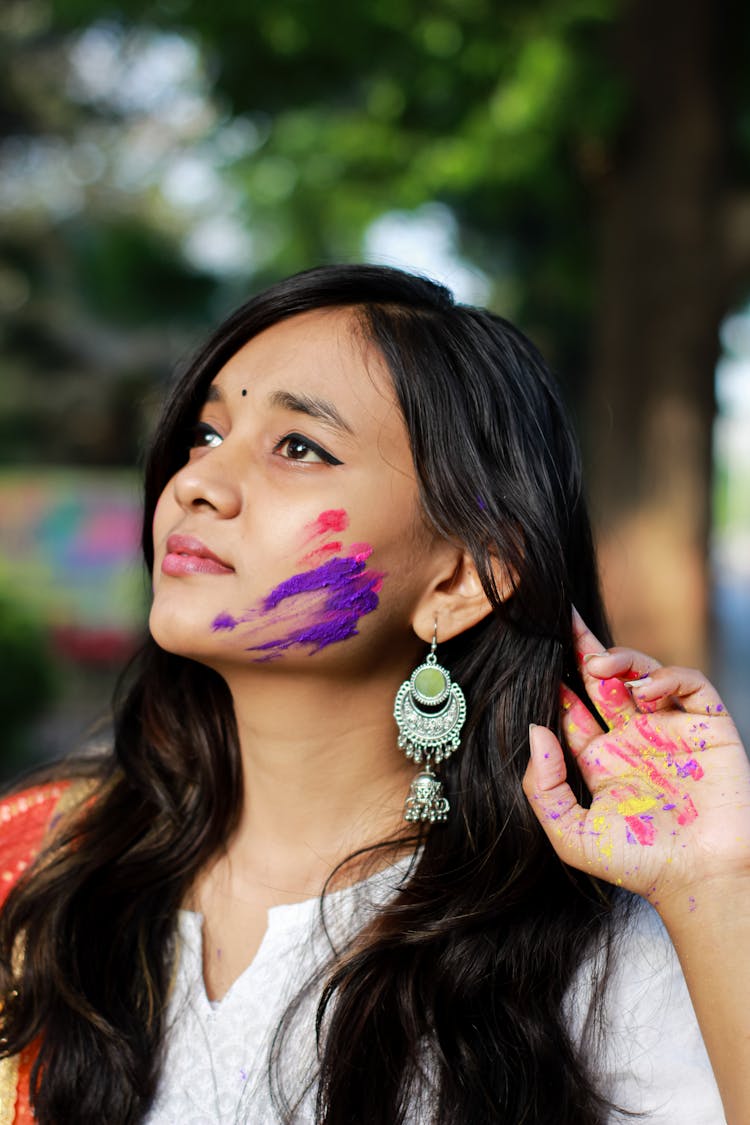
675, 758, 703, 781
249, 555, 384, 657
210, 552, 385, 659
212, 612, 238, 631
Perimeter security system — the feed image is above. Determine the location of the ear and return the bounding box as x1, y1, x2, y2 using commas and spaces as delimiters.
411, 549, 513, 645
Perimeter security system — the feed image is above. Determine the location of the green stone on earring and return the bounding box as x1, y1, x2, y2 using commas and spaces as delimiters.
414, 666, 447, 699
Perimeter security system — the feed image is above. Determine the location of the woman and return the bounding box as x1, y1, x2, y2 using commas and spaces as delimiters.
0, 264, 748, 1124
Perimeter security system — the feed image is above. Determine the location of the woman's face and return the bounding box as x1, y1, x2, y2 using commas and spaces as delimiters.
150, 308, 444, 676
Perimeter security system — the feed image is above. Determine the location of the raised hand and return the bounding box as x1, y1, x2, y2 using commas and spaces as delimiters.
522, 612, 750, 914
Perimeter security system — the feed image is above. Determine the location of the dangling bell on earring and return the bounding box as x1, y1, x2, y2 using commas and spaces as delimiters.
394, 625, 467, 823
404, 768, 450, 823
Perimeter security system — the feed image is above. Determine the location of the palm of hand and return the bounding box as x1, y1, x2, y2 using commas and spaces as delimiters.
524, 616, 750, 912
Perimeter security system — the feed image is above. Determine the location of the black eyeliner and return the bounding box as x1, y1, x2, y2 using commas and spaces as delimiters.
277, 431, 343, 465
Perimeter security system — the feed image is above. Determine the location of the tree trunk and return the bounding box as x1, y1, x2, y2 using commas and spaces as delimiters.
588, 0, 726, 666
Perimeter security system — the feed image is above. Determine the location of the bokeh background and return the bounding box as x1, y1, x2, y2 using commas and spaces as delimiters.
1, 0, 749, 778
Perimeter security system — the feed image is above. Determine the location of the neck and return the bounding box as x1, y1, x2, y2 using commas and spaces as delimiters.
211, 661, 417, 898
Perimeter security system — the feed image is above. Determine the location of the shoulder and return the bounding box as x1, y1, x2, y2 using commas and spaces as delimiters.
0, 779, 94, 908
569, 896, 726, 1123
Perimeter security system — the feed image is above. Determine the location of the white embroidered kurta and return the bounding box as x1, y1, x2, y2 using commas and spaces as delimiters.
144, 872, 726, 1125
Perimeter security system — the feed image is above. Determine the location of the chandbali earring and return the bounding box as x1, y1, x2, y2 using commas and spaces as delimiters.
394, 624, 467, 823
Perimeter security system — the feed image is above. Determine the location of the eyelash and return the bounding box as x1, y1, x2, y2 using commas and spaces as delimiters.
189, 422, 223, 450
188, 423, 342, 466
273, 432, 343, 465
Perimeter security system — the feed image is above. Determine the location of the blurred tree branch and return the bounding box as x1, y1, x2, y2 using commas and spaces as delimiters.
2, 0, 749, 659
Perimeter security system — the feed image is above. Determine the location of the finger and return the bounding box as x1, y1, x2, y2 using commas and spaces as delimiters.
627, 665, 729, 717
583, 647, 670, 713
560, 684, 631, 789
582, 646, 662, 682
560, 683, 601, 755
572, 611, 637, 729
523, 724, 590, 867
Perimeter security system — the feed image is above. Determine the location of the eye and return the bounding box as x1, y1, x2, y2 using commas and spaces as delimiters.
274, 433, 342, 466
190, 422, 223, 450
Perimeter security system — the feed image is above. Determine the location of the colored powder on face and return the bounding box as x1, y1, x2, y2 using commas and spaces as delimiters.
297, 510, 350, 564
303, 509, 348, 542
247, 552, 385, 657
263, 554, 364, 610
347, 542, 372, 563
212, 612, 239, 631
299, 541, 344, 564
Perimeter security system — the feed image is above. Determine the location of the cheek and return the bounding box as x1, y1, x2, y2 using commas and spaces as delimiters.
208, 508, 387, 661
149, 486, 181, 592
151, 485, 177, 548
213, 550, 386, 660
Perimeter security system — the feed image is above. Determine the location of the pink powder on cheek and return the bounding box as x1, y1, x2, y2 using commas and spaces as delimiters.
302, 509, 349, 542
347, 542, 372, 563
297, 510, 350, 564
299, 541, 343, 564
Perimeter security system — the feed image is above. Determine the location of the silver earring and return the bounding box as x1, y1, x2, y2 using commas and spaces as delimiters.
394, 625, 467, 823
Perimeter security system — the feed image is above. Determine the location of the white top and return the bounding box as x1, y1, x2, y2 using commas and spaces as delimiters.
144, 866, 726, 1125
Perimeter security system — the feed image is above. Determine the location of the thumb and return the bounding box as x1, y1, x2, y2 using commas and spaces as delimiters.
523, 724, 586, 856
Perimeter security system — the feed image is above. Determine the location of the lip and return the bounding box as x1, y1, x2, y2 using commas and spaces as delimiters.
162, 534, 234, 576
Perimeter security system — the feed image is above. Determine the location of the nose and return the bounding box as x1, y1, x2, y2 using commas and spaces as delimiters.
172, 452, 242, 519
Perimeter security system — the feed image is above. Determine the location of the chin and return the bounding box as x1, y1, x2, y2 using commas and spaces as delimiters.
148, 603, 208, 659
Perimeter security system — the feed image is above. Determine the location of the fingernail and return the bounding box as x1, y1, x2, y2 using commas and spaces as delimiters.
625, 676, 651, 688
582, 652, 605, 662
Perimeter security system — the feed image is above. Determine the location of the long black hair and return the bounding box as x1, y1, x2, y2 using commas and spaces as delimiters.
0, 265, 620, 1124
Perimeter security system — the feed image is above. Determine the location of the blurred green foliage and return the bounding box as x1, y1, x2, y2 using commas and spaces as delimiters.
2, 0, 749, 471
0, 0, 637, 471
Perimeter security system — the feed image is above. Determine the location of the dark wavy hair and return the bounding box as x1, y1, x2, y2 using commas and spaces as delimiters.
0, 265, 623, 1124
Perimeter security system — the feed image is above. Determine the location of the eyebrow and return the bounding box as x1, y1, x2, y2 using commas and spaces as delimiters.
267, 389, 354, 436
204, 383, 354, 437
